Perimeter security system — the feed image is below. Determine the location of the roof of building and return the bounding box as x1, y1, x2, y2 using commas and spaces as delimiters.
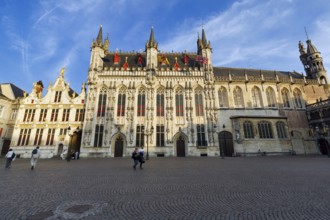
0, 83, 25, 100
213, 67, 304, 79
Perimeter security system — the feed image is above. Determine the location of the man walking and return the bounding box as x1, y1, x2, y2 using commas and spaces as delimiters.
5, 149, 15, 169
31, 146, 40, 170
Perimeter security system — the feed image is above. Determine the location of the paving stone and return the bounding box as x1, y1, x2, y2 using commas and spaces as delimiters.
0, 156, 330, 220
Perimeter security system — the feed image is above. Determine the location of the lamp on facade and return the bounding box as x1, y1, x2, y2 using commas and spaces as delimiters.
144, 126, 154, 160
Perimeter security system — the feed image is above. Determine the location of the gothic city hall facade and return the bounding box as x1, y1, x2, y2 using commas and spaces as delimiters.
9, 26, 330, 158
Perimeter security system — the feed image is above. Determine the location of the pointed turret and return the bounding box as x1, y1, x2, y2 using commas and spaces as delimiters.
96, 25, 103, 46
202, 28, 208, 47
90, 25, 108, 70
299, 38, 328, 84
145, 27, 158, 69
145, 26, 158, 50
197, 28, 212, 65
306, 39, 319, 54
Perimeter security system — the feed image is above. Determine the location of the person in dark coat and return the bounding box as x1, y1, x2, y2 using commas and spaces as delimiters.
138, 147, 145, 169
132, 147, 139, 170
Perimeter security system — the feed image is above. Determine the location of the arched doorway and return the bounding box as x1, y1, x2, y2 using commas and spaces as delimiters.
176, 136, 185, 157
114, 136, 124, 157
318, 138, 330, 155
219, 131, 234, 157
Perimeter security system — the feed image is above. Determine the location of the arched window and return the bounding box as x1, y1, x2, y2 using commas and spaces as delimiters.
251, 86, 263, 108
137, 88, 146, 116
276, 121, 287, 139
258, 121, 273, 139
266, 87, 277, 108
293, 88, 303, 109
233, 86, 244, 108
195, 88, 204, 116
97, 88, 107, 117
117, 88, 126, 116
156, 88, 165, 117
281, 88, 290, 108
218, 87, 229, 108
176, 89, 184, 116
243, 121, 254, 139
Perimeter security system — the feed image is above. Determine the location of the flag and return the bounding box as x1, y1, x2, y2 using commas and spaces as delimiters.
195, 55, 208, 64
202, 57, 208, 64
195, 55, 203, 62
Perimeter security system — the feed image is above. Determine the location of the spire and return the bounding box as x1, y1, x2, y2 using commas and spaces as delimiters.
96, 25, 103, 46
149, 26, 155, 44
146, 26, 158, 49
202, 28, 207, 47
306, 39, 319, 54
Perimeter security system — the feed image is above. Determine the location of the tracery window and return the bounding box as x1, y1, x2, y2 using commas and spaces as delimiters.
281, 88, 290, 108
176, 89, 184, 116
233, 86, 244, 108
97, 88, 107, 117
293, 88, 303, 109
157, 88, 165, 117
117, 88, 126, 117
137, 89, 146, 117
218, 87, 229, 108
195, 88, 204, 116
251, 86, 263, 108
266, 87, 277, 108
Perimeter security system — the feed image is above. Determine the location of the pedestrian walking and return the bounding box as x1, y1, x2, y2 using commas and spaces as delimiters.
5, 149, 15, 169
61, 147, 67, 160
132, 147, 139, 170
138, 147, 145, 169
31, 146, 40, 170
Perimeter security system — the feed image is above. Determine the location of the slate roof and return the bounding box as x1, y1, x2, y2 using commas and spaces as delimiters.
213, 67, 304, 79
0, 83, 25, 100
101, 52, 305, 79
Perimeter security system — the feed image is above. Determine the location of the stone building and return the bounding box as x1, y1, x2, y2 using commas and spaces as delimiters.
0, 83, 25, 155
80, 26, 330, 158
306, 98, 330, 156
11, 69, 86, 158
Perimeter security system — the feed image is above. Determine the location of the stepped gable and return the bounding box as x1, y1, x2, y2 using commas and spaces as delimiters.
213, 67, 304, 79
102, 51, 202, 69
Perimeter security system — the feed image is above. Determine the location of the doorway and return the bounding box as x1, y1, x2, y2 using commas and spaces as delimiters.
176, 136, 185, 157
114, 136, 124, 157
219, 131, 234, 157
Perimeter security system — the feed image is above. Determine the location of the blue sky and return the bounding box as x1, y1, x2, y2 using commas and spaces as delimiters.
1, 0, 330, 93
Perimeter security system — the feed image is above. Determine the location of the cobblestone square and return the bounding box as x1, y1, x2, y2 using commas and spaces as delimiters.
1, 156, 330, 220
